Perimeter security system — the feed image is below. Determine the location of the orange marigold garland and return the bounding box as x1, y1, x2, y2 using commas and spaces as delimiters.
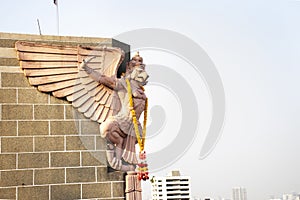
126, 79, 149, 181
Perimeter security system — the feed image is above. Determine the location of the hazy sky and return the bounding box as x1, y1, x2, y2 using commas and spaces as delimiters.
1, 0, 299, 199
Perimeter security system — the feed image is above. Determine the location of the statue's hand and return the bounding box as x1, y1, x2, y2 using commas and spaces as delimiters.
82, 61, 94, 74
81, 56, 97, 74
133, 89, 146, 100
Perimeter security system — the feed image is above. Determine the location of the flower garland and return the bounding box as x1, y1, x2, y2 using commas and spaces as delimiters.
126, 78, 149, 181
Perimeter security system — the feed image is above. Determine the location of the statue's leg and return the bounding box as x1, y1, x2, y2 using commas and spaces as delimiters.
109, 131, 124, 160
104, 122, 125, 160
102, 122, 135, 171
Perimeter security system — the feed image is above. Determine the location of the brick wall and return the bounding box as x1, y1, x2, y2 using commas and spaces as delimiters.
0, 32, 129, 200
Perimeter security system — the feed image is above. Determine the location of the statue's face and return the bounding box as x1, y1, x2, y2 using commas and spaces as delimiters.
126, 56, 143, 75
130, 56, 143, 67
126, 55, 148, 85
130, 65, 149, 86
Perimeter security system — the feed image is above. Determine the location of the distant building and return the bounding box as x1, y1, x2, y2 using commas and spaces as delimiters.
151, 170, 191, 200
232, 187, 247, 200
282, 193, 300, 200
269, 192, 300, 200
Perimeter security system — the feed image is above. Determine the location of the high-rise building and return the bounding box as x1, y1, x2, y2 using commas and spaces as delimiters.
232, 187, 247, 200
151, 170, 191, 200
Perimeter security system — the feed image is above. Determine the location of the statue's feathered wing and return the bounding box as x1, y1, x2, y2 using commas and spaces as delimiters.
15, 41, 123, 123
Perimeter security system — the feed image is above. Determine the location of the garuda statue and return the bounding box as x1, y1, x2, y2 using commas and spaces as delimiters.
15, 41, 149, 173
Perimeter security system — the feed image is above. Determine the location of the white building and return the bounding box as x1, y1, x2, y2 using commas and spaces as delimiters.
283, 193, 300, 200
232, 187, 247, 200
151, 170, 192, 200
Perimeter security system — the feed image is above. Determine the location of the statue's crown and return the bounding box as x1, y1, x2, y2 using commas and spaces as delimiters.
132, 51, 143, 63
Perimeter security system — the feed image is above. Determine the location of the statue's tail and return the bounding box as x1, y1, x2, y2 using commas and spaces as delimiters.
106, 144, 135, 172
122, 135, 138, 164
106, 145, 122, 170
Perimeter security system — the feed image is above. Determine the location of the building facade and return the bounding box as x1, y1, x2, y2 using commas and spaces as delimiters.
151, 170, 192, 200
0, 32, 129, 200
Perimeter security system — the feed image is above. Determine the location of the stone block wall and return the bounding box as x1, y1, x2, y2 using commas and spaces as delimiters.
0, 32, 129, 200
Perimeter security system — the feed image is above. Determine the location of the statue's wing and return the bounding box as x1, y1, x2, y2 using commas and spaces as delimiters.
15, 41, 124, 123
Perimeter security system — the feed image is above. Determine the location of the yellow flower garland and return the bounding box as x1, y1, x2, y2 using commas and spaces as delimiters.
126, 78, 148, 151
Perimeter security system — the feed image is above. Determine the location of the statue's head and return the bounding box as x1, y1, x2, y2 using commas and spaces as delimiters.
126, 52, 144, 72
131, 51, 143, 66
126, 52, 149, 85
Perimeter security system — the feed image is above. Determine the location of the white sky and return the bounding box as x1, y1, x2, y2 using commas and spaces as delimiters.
1, 0, 300, 199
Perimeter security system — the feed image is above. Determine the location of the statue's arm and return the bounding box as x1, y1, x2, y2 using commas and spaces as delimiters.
82, 64, 116, 89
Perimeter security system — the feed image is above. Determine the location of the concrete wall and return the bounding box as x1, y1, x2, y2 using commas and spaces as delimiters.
0, 32, 129, 200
